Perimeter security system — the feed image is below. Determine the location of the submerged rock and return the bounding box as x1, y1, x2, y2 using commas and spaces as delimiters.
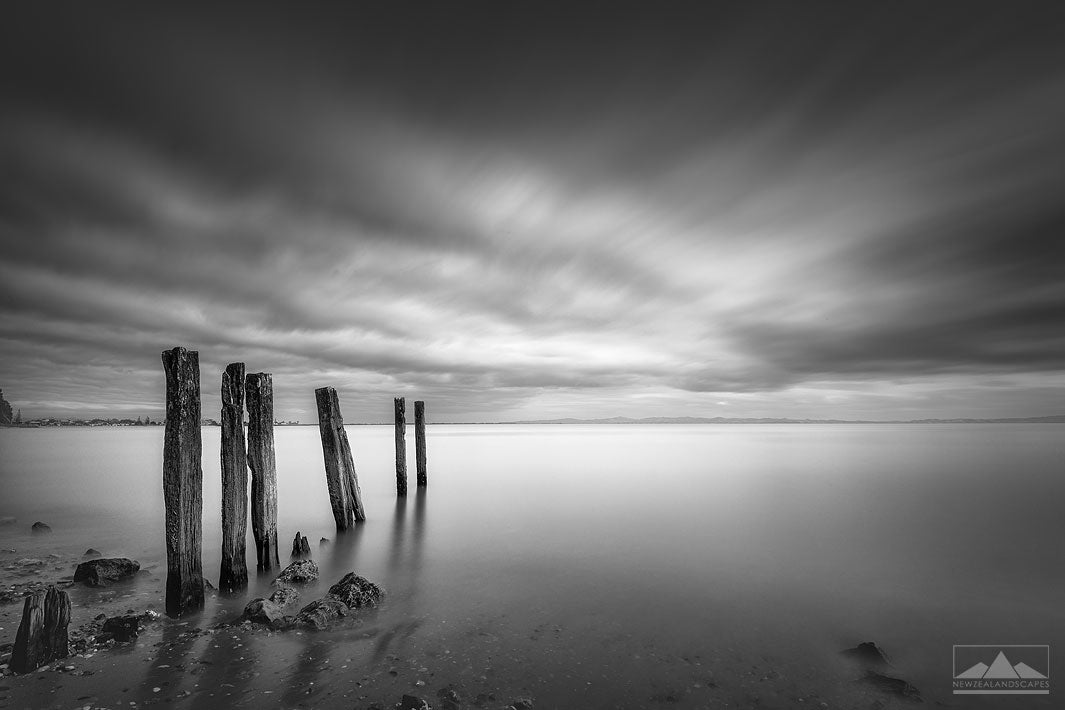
293, 598, 348, 630
242, 598, 289, 629
436, 685, 463, 710
841, 641, 892, 669
274, 559, 319, 585
857, 670, 922, 702
269, 584, 301, 608
0, 516, 16, 526
101, 615, 140, 642
73, 558, 140, 587
291, 531, 311, 558
30, 522, 52, 534
396, 694, 431, 710
83, 549, 102, 558
327, 572, 383, 609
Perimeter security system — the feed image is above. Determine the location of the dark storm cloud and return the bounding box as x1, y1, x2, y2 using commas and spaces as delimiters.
1, 2, 1064, 420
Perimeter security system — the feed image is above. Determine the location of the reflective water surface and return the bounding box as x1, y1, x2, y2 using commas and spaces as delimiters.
1, 424, 1062, 707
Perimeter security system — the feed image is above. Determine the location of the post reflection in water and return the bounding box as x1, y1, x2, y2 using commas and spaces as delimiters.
191, 610, 261, 709
326, 520, 364, 578
387, 496, 407, 573
281, 637, 334, 707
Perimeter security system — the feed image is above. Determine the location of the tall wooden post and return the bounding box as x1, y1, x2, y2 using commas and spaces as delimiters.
219, 362, 248, 593
315, 387, 366, 530
246, 372, 279, 571
394, 397, 407, 496
161, 346, 205, 617
415, 400, 427, 487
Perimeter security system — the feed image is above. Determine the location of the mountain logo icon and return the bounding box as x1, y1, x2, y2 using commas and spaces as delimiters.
953, 645, 1050, 695
956, 651, 1047, 679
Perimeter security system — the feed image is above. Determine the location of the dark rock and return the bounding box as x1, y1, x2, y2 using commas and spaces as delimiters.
319, 537, 329, 545
101, 615, 139, 642
327, 571, 383, 609
436, 685, 462, 710
83, 549, 102, 558
509, 700, 534, 710
242, 598, 288, 629
291, 531, 311, 558
73, 558, 141, 586
842, 642, 893, 669
857, 671, 922, 703
274, 558, 318, 584
268, 584, 300, 608
30, 522, 52, 534
396, 695, 431, 710
293, 598, 348, 630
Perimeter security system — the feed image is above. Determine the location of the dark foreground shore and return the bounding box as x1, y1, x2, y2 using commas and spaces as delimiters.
3, 548, 945, 710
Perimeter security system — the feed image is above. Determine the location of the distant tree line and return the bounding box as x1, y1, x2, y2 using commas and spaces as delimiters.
0, 388, 11, 425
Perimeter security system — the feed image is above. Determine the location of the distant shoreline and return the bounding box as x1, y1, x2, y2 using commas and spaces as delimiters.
6, 415, 1063, 428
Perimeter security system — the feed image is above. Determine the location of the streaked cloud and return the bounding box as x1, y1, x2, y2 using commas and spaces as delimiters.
1, 3, 1063, 421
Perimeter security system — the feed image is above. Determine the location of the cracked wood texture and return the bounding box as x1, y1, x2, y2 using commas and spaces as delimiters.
219, 362, 248, 593
415, 400, 427, 487
161, 346, 205, 618
394, 397, 407, 496
315, 387, 366, 530
11, 586, 70, 673
246, 372, 279, 571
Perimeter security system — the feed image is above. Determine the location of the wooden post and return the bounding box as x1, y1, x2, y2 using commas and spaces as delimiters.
11, 586, 71, 673
219, 362, 248, 593
394, 397, 407, 496
415, 400, 427, 487
246, 372, 279, 571
161, 346, 205, 618
291, 531, 311, 558
315, 387, 366, 529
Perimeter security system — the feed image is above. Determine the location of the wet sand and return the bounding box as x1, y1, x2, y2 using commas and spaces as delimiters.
3, 547, 943, 710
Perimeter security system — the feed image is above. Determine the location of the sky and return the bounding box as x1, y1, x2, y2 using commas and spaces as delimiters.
1, 2, 1063, 423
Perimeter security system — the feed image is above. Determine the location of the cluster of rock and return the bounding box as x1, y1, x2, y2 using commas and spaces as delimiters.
4, 553, 149, 673
839, 641, 922, 703
241, 560, 383, 631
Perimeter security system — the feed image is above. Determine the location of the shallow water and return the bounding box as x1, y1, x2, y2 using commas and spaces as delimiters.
1, 423, 1063, 708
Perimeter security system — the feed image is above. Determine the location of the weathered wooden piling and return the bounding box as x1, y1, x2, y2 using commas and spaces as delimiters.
315, 387, 366, 529
415, 400, 427, 487
10, 586, 70, 673
292, 531, 311, 558
246, 372, 279, 571
161, 346, 205, 618
395, 397, 407, 496
219, 362, 248, 593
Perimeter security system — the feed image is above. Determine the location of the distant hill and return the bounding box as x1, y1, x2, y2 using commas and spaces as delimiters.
505, 415, 1065, 425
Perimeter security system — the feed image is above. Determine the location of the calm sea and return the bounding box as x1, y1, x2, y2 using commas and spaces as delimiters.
1, 423, 1063, 707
